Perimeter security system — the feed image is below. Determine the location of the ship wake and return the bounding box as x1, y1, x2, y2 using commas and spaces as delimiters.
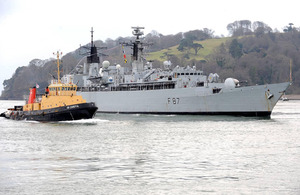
57, 118, 109, 124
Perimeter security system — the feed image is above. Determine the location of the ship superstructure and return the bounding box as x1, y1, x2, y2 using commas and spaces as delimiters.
66, 27, 290, 117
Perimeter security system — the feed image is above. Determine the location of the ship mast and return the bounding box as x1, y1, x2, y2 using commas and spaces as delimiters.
91, 27, 94, 47
121, 27, 152, 73
87, 27, 100, 64
132, 26, 144, 61
54, 51, 62, 83
79, 27, 107, 64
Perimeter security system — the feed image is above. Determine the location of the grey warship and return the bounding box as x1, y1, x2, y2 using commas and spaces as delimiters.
66, 27, 290, 117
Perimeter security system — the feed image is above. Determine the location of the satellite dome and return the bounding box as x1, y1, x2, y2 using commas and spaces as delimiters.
163, 61, 172, 69
116, 64, 121, 70
102, 61, 110, 69
224, 78, 239, 88
163, 61, 169, 66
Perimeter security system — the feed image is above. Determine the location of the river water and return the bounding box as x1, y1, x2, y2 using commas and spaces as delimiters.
0, 100, 299, 194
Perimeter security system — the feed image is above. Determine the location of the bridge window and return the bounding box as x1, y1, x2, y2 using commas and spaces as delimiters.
213, 88, 222, 94
196, 82, 204, 87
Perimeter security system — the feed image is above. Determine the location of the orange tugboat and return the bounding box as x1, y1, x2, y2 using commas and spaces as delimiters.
0, 51, 98, 121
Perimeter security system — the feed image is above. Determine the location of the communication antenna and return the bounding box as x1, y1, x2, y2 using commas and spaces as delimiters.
91, 27, 94, 47
79, 27, 108, 63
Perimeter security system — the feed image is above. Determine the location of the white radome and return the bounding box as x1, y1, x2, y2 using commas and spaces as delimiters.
102, 61, 110, 69
224, 78, 239, 88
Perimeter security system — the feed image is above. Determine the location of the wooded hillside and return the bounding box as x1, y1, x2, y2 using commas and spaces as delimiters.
1, 20, 300, 99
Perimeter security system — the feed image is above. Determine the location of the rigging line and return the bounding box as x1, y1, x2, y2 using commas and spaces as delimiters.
105, 45, 120, 51
69, 52, 102, 74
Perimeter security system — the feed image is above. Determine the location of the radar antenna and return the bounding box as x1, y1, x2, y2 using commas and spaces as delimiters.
132, 26, 144, 39
120, 27, 152, 61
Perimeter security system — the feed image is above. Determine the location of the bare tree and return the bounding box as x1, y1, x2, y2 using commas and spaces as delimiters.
253, 21, 272, 36
227, 20, 253, 37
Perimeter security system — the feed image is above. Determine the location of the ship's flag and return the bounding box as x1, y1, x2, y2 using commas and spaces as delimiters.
36, 83, 39, 88
122, 45, 127, 63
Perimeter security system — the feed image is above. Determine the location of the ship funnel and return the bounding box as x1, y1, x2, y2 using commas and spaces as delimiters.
28, 87, 36, 104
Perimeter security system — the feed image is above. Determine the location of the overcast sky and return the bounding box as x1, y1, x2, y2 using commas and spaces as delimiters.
0, 0, 298, 94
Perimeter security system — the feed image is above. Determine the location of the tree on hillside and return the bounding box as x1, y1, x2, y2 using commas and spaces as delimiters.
160, 33, 183, 49
283, 23, 299, 33
252, 21, 272, 37
191, 43, 203, 55
229, 39, 243, 59
213, 43, 228, 68
160, 50, 174, 60
150, 30, 161, 37
184, 29, 214, 41
146, 32, 182, 51
184, 31, 197, 41
203, 28, 215, 39
177, 38, 193, 52
227, 20, 252, 37
145, 33, 161, 51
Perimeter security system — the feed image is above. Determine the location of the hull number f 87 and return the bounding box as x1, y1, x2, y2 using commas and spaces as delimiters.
168, 98, 180, 104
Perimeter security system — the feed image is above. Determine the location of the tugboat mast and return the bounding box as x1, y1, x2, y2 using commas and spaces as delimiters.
54, 51, 62, 83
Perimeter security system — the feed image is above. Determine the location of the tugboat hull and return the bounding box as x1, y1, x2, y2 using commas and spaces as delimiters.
2, 102, 97, 122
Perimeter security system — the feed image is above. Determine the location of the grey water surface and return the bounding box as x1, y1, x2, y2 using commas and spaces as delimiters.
0, 100, 299, 194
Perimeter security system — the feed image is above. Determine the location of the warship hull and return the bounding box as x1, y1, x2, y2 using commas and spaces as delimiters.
71, 27, 290, 117
78, 82, 290, 117
1, 102, 98, 121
